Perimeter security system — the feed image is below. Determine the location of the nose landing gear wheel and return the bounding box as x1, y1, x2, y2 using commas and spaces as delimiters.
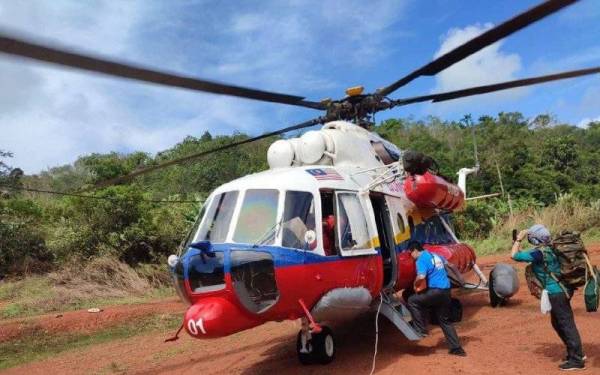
296, 326, 336, 365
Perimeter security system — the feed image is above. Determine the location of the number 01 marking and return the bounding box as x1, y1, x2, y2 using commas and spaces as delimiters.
187, 318, 206, 335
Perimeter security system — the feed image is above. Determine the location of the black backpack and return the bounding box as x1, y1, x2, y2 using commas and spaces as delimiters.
402, 151, 436, 175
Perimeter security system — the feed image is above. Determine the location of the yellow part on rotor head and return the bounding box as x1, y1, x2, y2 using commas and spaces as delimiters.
345, 85, 364, 97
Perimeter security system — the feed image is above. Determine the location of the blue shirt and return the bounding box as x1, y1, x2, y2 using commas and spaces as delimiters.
416, 250, 450, 289
512, 246, 564, 295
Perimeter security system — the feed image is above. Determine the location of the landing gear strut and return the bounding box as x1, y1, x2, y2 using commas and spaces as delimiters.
296, 320, 335, 365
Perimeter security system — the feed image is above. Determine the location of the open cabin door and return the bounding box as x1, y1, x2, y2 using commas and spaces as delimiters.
334, 191, 377, 257
369, 194, 397, 288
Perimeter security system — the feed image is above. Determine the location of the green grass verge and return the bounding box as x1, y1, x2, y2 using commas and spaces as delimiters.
0, 278, 174, 320
466, 228, 600, 257
0, 312, 181, 370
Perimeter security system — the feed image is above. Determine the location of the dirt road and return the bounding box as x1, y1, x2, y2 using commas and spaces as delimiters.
2, 247, 599, 375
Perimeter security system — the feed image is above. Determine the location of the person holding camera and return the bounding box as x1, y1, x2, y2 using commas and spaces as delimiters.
511, 224, 585, 371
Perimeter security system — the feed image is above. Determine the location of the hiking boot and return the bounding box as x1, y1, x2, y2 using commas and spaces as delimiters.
563, 355, 587, 362
449, 347, 467, 357
559, 360, 585, 371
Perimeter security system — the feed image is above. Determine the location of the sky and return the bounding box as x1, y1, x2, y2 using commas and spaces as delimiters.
0, 0, 599, 174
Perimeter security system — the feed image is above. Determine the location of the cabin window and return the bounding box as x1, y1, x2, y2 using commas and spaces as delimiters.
187, 251, 225, 293
282, 191, 316, 249
233, 189, 279, 245
231, 250, 279, 313
336, 193, 371, 250
196, 191, 238, 243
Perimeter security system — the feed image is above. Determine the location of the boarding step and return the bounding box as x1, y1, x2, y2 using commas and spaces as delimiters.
380, 299, 422, 341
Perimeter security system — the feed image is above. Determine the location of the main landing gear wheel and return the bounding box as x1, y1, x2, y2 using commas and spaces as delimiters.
296, 326, 336, 365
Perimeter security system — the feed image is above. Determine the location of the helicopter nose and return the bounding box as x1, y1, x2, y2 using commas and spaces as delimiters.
184, 297, 260, 339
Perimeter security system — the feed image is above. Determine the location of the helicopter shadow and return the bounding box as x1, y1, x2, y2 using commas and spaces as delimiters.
241, 290, 492, 375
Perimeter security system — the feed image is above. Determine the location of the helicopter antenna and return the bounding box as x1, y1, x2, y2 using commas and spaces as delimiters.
461, 114, 480, 170
471, 124, 480, 169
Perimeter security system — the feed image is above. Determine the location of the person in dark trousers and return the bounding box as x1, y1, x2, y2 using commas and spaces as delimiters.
511, 224, 586, 371
405, 240, 466, 356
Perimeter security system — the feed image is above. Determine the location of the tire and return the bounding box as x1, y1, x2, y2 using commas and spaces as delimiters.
312, 326, 335, 365
296, 331, 313, 365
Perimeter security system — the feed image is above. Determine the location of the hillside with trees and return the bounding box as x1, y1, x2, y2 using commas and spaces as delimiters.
1, 113, 599, 276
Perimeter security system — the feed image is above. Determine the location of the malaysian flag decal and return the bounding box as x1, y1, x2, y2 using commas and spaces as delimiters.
306, 168, 344, 181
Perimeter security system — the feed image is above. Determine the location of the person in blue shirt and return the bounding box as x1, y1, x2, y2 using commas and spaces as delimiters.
511, 224, 585, 371
405, 240, 465, 356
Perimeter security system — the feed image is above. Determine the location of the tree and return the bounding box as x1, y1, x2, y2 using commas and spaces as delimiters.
0, 149, 12, 180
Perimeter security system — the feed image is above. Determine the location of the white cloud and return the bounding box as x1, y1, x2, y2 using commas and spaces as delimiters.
577, 116, 600, 129
0, 0, 411, 174
427, 23, 524, 113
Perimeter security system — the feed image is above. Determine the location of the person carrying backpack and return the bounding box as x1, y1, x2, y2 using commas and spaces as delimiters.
511, 224, 586, 371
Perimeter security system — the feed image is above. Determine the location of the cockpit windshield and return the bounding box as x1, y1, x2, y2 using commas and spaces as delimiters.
191, 188, 317, 248
233, 189, 279, 244
196, 191, 238, 243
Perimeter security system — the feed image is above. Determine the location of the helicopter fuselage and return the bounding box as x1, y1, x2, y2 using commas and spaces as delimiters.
170, 122, 475, 339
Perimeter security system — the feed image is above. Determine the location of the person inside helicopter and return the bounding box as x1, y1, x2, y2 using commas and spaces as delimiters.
320, 191, 337, 256
322, 214, 336, 256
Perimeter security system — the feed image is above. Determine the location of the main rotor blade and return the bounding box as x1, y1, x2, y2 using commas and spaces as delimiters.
378, 0, 578, 96
391, 66, 600, 106
91, 117, 327, 189
0, 33, 326, 110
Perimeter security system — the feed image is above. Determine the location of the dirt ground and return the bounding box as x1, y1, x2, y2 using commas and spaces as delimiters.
2, 246, 600, 375
0, 299, 184, 343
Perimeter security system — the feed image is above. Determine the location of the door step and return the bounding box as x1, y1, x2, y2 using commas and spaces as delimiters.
379, 298, 422, 341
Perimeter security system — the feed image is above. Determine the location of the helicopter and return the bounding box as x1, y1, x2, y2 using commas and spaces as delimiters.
1, 0, 598, 366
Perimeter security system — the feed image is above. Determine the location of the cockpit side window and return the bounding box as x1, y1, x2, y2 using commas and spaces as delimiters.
196, 191, 238, 243
282, 191, 316, 249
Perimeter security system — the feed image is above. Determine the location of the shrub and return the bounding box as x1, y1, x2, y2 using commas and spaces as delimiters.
0, 199, 52, 274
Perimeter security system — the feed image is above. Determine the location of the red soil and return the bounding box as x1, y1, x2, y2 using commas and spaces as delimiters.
0, 298, 184, 343
2, 246, 600, 375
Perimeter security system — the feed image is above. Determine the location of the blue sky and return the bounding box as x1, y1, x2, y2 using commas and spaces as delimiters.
0, 0, 599, 173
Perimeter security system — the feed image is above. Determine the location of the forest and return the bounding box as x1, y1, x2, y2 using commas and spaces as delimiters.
1, 112, 599, 276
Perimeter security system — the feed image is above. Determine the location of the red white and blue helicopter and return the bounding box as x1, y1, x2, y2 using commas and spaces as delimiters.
1, 0, 597, 366
168, 120, 484, 364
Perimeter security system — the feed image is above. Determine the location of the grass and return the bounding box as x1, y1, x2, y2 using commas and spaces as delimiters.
0, 312, 181, 370
0, 281, 173, 319
0, 257, 175, 319
467, 196, 600, 256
